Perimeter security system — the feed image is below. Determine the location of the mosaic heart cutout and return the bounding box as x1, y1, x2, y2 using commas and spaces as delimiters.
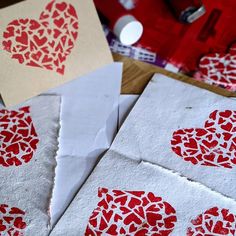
2, 0, 79, 75
85, 188, 177, 235
197, 43, 236, 91
0, 106, 39, 167
0, 204, 27, 235
171, 110, 236, 169
187, 207, 236, 235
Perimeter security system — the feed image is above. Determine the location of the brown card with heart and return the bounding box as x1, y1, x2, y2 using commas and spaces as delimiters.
0, 0, 113, 107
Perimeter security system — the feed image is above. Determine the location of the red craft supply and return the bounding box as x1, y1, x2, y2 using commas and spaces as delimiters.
167, 0, 205, 23
127, 0, 236, 73
94, 0, 127, 28
94, 0, 143, 45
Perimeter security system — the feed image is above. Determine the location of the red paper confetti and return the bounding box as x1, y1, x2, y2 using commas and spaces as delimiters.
0, 204, 27, 236
0, 106, 39, 167
197, 42, 236, 91
2, 0, 79, 75
171, 110, 236, 169
85, 188, 177, 235
187, 207, 236, 235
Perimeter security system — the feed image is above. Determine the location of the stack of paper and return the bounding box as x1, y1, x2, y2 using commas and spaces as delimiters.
50, 74, 236, 235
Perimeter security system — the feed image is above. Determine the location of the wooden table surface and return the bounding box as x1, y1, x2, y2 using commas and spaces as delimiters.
113, 53, 236, 97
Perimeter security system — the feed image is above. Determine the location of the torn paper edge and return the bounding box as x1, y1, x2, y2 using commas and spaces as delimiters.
49, 150, 108, 232
46, 95, 62, 229
141, 160, 236, 203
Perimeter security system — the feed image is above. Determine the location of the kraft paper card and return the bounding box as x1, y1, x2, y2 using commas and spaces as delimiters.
51, 150, 236, 235
0, 0, 113, 106
112, 74, 236, 200
0, 95, 60, 235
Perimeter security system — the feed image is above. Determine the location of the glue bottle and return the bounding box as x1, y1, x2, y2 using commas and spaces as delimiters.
94, 0, 143, 46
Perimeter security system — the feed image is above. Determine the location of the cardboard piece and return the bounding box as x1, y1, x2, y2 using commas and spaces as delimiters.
112, 74, 236, 200
0, 0, 113, 106
51, 150, 236, 235
0, 95, 61, 236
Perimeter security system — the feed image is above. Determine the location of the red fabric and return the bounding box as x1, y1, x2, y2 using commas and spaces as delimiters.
93, 0, 128, 29
131, 0, 236, 73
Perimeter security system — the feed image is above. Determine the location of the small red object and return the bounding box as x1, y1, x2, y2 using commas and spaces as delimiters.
94, 0, 143, 45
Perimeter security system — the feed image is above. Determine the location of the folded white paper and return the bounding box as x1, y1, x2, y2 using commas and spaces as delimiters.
48, 63, 122, 224
51, 150, 236, 235
0, 95, 60, 236
112, 74, 236, 200
119, 95, 139, 128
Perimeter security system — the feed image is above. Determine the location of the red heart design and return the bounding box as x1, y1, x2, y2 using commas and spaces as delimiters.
0, 106, 39, 167
102, 210, 113, 223
123, 213, 142, 225
205, 207, 220, 217
0, 205, 8, 214
171, 110, 236, 169
164, 215, 177, 229
197, 42, 236, 91
222, 209, 235, 223
3, 217, 13, 224
146, 212, 162, 226
129, 223, 137, 233
2, 0, 79, 75
14, 217, 27, 230
114, 214, 122, 222
0, 220, 7, 233
0, 204, 26, 235
187, 207, 236, 236
106, 224, 118, 235
85, 188, 177, 235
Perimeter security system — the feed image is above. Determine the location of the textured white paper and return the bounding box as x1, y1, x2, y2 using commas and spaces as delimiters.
112, 74, 236, 200
49, 63, 122, 224
0, 95, 60, 236
119, 95, 139, 128
51, 150, 236, 235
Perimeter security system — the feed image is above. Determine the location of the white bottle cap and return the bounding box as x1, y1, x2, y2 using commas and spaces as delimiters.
113, 15, 143, 46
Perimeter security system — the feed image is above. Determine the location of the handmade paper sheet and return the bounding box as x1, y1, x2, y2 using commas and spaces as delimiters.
51, 150, 236, 235
112, 74, 236, 200
0, 0, 113, 106
0, 95, 60, 236
196, 42, 236, 91
49, 63, 122, 224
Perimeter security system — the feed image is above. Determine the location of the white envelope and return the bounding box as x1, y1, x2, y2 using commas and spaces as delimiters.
48, 63, 122, 224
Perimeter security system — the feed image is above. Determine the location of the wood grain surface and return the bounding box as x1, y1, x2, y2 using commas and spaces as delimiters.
113, 53, 236, 97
